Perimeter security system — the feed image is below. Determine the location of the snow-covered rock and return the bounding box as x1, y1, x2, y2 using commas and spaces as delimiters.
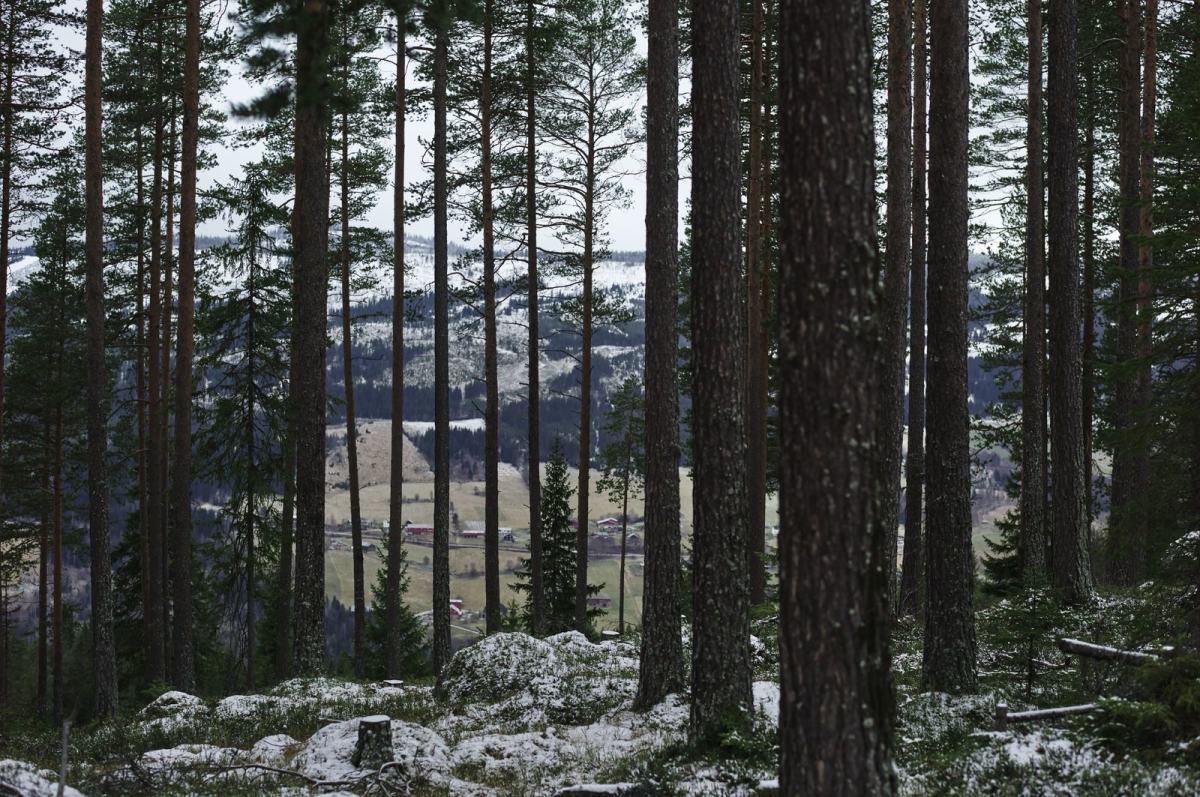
249, 734, 300, 767
0, 759, 85, 797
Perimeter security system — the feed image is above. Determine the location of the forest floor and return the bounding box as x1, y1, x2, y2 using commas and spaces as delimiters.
2, 585, 1198, 795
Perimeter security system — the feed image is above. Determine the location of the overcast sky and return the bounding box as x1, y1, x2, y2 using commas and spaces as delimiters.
198, 3, 685, 253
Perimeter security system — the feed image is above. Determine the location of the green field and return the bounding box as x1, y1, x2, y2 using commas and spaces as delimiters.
325, 539, 645, 633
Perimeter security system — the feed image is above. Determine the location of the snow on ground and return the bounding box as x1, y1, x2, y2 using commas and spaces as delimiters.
0, 759, 86, 797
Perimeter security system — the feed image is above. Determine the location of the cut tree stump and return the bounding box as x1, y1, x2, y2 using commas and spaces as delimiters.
351, 715, 393, 769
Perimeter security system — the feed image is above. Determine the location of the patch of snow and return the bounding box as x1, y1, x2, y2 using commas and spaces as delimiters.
752, 681, 780, 724
0, 759, 85, 797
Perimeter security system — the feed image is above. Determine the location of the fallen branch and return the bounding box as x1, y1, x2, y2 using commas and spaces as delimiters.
994, 700, 1099, 731
1057, 638, 1159, 665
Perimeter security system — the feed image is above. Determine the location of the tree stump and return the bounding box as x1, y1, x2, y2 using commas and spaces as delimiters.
351, 715, 392, 769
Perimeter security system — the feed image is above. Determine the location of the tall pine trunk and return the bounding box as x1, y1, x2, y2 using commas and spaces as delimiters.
525, 0, 545, 636
37, 423, 49, 715
743, 0, 767, 607
1047, 0, 1093, 605
899, 0, 928, 618
291, 0, 332, 676
339, 102, 366, 677
432, 21, 452, 682
170, 0, 201, 689
145, 109, 167, 684
882, 0, 913, 609
635, 0, 684, 709
160, 107, 175, 657
84, 0, 117, 716
134, 125, 150, 672
1082, 71, 1096, 538
690, 0, 752, 744
778, 0, 896, 788
1021, 0, 1048, 576
0, 1, 13, 563
1109, 0, 1144, 585
52, 406, 64, 724
386, 15, 407, 678
482, 0, 501, 635
574, 180, 594, 632
921, 0, 976, 694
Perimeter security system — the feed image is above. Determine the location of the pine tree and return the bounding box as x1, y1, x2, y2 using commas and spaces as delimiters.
922, 0, 977, 694
83, 0, 118, 717
387, 0, 411, 682
1021, 0, 1048, 577
1046, 0, 1093, 604
330, 0, 392, 678
538, 0, 640, 632
636, 0, 685, 709
778, 0, 896, 787
880, 0, 913, 611
899, 0, 928, 617
690, 0, 753, 745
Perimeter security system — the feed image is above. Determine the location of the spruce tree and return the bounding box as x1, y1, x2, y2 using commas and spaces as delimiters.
595, 377, 644, 635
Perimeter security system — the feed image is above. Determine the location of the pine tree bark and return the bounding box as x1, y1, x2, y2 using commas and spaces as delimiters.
386, 16, 407, 678
84, 0, 117, 717
339, 103, 366, 678
170, 0, 201, 690
635, 0, 684, 710
1109, 0, 1143, 585
0, 0, 12, 561
276, 363, 295, 680
291, 0, 332, 676
1047, 0, 1093, 605
1021, 0, 1048, 576
482, 0, 501, 635
882, 0, 913, 610
52, 406, 63, 724
778, 0, 897, 788
1082, 72, 1096, 538
574, 194, 594, 633
689, 0, 752, 744
160, 107, 175, 657
244, 264, 258, 687
921, 0, 976, 694
1134, 0, 1157, 524
145, 108, 167, 685
134, 124, 150, 676
37, 423, 49, 715
432, 21, 452, 682
899, 0, 928, 618
525, 0, 545, 637
743, 0, 767, 608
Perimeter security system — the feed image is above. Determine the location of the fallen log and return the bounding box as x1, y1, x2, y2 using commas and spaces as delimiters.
994, 700, 1099, 731
1056, 638, 1159, 665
